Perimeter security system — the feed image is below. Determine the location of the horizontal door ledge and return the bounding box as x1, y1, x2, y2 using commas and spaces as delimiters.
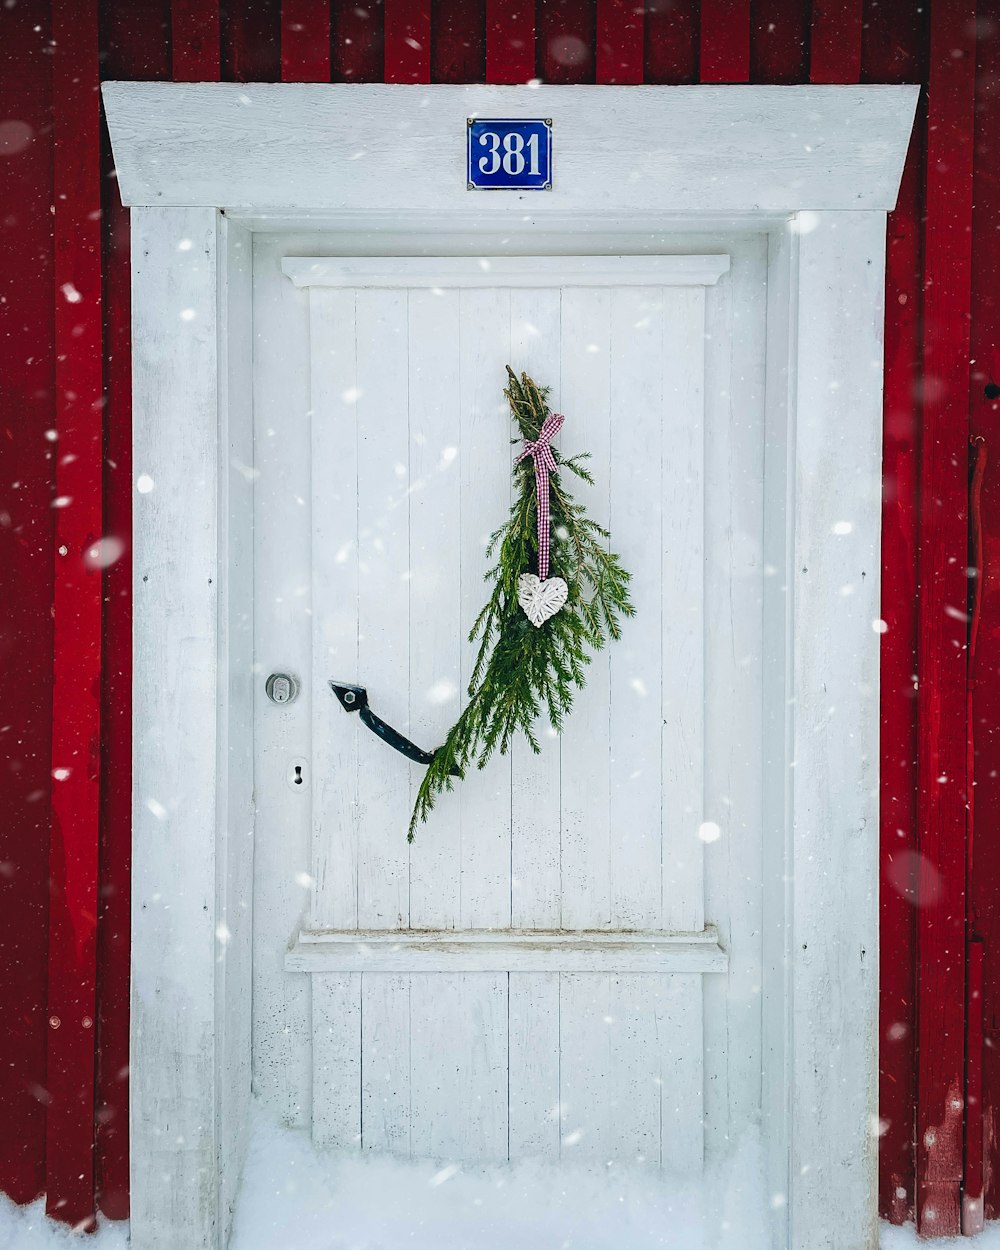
282, 254, 730, 289
285, 927, 728, 974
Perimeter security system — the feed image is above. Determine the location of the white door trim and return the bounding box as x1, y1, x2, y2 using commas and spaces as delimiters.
105, 82, 917, 1250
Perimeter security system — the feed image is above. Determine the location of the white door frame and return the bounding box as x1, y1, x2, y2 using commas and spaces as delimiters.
103, 82, 918, 1250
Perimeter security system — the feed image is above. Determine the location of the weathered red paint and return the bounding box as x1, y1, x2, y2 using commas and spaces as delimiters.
643, 0, 697, 84
969, 0, 1000, 1222
0, 0, 55, 1207
966, 940, 986, 1230
223, 0, 281, 83
699, 0, 750, 83
917, 0, 977, 1235
486, 0, 534, 84
281, 0, 331, 81
45, 0, 104, 1228
432, 0, 486, 83
749, 0, 808, 84
809, 0, 862, 84
385, 0, 431, 81
596, 0, 643, 84
537, 0, 595, 84
332, 1, 385, 82
172, 0, 221, 80
865, 0, 928, 1223
2, 0, 997, 1235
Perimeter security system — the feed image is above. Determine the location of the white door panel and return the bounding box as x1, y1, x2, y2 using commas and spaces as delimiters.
306, 269, 707, 933
253, 240, 766, 1171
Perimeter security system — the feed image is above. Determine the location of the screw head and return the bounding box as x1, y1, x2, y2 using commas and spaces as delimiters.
344, 691, 355, 705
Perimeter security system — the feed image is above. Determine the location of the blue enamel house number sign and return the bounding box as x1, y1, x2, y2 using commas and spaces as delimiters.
467, 118, 552, 191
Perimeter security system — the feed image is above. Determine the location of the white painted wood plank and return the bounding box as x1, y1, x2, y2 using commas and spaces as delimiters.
558, 974, 613, 1161
609, 975, 661, 1166
702, 235, 767, 1165
355, 290, 411, 924
608, 287, 664, 929
761, 227, 797, 1244
287, 927, 728, 974
508, 972, 561, 1159
283, 254, 730, 288
785, 211, 885, 1250
251, 234, 313, 1130
361, 974, 410, 1154
216, 216, 256, 1244
309, 288, 361, 929
458, 288, 513, 929
654, 974, 704, 1176
510, 290, 562, 930
105, 82, 919, 213
409, 973, 508, 1160
558, 287, 613, 931
407, 289, 463, 927
660, 288, 706, 933
560, 974, 700, 1170
130, 207, 223, 1250
311, 974, 362, 1150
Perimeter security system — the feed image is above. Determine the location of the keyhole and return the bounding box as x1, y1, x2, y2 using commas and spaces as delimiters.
286, 757, 308, 790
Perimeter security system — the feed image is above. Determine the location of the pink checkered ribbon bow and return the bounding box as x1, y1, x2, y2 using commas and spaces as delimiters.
515, 411, 564, 581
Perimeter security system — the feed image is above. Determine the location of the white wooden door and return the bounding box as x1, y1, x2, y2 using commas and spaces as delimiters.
252, 236, 767, 1174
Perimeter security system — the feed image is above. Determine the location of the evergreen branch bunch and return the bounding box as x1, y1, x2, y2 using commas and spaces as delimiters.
409, 365, 635, 840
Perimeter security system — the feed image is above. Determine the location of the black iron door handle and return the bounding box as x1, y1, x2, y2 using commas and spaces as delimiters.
329, 681, 461, 776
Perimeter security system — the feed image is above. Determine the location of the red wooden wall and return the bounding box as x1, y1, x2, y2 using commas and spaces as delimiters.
1, 0, 997, 1236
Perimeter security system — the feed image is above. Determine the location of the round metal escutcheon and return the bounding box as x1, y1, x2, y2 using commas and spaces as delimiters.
265, 672, 299, 705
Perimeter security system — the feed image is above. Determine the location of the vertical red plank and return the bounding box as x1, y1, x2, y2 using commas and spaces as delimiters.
750, 0, 807, 83
172, 0, 222, 80
282, 0, 333, 80
596, 0, 641, 83
699, 0, 750, 83
964, 438, 986, 1230
224, 0, 282, 81
862, 0, 928, 1225
968, 0, 1000, 1219
965, 939, 985, 1231
916, 0, 977, 1236
385, 0, 432, 81
643, 0, 698, 83
332, 0, 385, 81
431, 0, 486, 82
46, 0, 103, 1229
486, 0, 535, 83
94, 143, 132, 1227
95, 0, 172, 1221
537, 0, 595, 83
0, 0, 54, 1208
809, 0, 862, 83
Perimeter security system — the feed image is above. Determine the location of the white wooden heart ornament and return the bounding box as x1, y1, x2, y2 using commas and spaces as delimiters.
517, 572, 568, 627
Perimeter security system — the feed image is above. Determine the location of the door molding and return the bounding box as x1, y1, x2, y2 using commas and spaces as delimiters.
104, 82, 918, 1250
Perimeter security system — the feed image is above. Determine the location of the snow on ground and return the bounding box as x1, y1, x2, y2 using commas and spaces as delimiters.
0, 1199, 128, 1250
230, 1105, 769, 1250
881, 1229, 1000, 1250
4, 1109, 1000, 1249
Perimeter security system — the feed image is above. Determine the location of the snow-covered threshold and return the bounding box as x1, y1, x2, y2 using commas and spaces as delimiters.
1, 1105, 993, 1250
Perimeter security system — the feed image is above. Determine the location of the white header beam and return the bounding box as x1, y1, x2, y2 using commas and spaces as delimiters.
103, 82, 918, 214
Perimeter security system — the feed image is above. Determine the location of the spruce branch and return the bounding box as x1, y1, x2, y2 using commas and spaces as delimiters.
408, 366, 635, 840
